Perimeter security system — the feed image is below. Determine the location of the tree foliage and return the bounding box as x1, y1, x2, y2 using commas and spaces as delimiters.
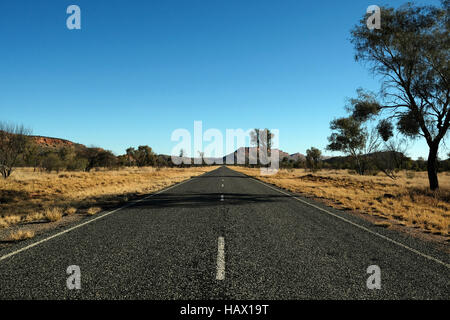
350, 1, 449, 189
327, 117, 380, 175
0, 123, 30, 178
250, 128, 275, 166
306, 147, 322, 172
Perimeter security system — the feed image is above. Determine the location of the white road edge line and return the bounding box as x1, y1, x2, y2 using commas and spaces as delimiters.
0, 176, 198, 263
216, 236, 225, 280
250, 177, 450, 269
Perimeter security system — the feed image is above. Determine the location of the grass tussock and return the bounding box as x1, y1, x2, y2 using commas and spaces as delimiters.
0, 215, 22, 227
87, 207, 102, 215
7, 229, 35, 242
0, 219, 9, 228
44, 207, 63, 222
65, 207, 77, 215
0, 166, 216, 227
232, 167, 450, 237
24, 212, 45, 223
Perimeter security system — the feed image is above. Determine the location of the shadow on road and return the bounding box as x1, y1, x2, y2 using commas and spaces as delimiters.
191, 175, 249, 179
131, 192, 290, 209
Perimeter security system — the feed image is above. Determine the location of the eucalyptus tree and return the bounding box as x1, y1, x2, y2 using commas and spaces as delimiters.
349, 1, 449, 189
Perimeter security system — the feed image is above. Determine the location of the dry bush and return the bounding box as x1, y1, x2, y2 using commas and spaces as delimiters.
7, 229, 35, 241
5, 215, 22, 224
233, 167, 450, 236
65, 207, 77, 215
87, 207, 102, 215
44, 207, 63, 222
24, 212, 45, 223
0, 215, 22, 228
0, 219, 9, 228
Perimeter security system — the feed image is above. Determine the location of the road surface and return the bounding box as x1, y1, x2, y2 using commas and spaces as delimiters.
0, 166, 448, 299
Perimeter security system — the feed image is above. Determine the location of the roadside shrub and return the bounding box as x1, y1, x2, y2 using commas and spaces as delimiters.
42, 153, 65, 173
66, 157, 89, 171
87, 207, 102, 215
44, 207, 63, 222
65, 207, 77, 215
7, 229, 34, 241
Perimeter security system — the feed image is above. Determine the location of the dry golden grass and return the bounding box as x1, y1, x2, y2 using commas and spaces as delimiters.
1, 215, 21, 226
0, 219, 9, 228
24, 212, 45, 223
44, 207, 63, 222
7, 229, 35, 241
232, 167, 450, 237
0, 166, 216, 228
87, 207, 102, 215
65, 207, 77, 215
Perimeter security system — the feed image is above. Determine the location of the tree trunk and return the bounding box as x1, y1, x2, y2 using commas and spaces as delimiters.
427, 144, 439, 190
0, 166, 12, 179
354, 156, 363, 175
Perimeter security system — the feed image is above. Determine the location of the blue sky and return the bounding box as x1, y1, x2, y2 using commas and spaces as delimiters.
0, 0, 445, 159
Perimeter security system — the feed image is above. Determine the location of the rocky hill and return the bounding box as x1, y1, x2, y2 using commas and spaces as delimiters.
30, 135, 81, 149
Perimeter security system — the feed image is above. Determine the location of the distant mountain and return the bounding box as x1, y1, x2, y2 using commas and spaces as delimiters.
288, 152, 306, 161
219, 147, 306, 164
29, 135, 107, 154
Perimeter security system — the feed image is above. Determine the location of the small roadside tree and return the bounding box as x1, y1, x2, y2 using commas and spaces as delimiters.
327, 117, 380, 175
23, 139, 43, 172
0, 122, 30, 178
198, 151, 205, 166
250, 129, 261, 151
259, 128, 274, 153
251, 128, 275, 166
179, 149, 185, 167
41, 152, 65, 173
306, 147, 322, 172
134, 145, 156, 167
81, 147, 117, 171
125, 147, 136, 166
372, 138, 409, 179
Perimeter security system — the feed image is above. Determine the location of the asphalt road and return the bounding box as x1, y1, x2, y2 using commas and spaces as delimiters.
0, 166, 449, 299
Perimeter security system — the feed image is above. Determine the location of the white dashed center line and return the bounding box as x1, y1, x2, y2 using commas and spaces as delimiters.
220, 195, 224, 201
216, 237, 225, 280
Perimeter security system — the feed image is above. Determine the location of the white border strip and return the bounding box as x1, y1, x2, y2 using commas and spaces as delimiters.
250, 177, 450, 269
0, 174, 202, 262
